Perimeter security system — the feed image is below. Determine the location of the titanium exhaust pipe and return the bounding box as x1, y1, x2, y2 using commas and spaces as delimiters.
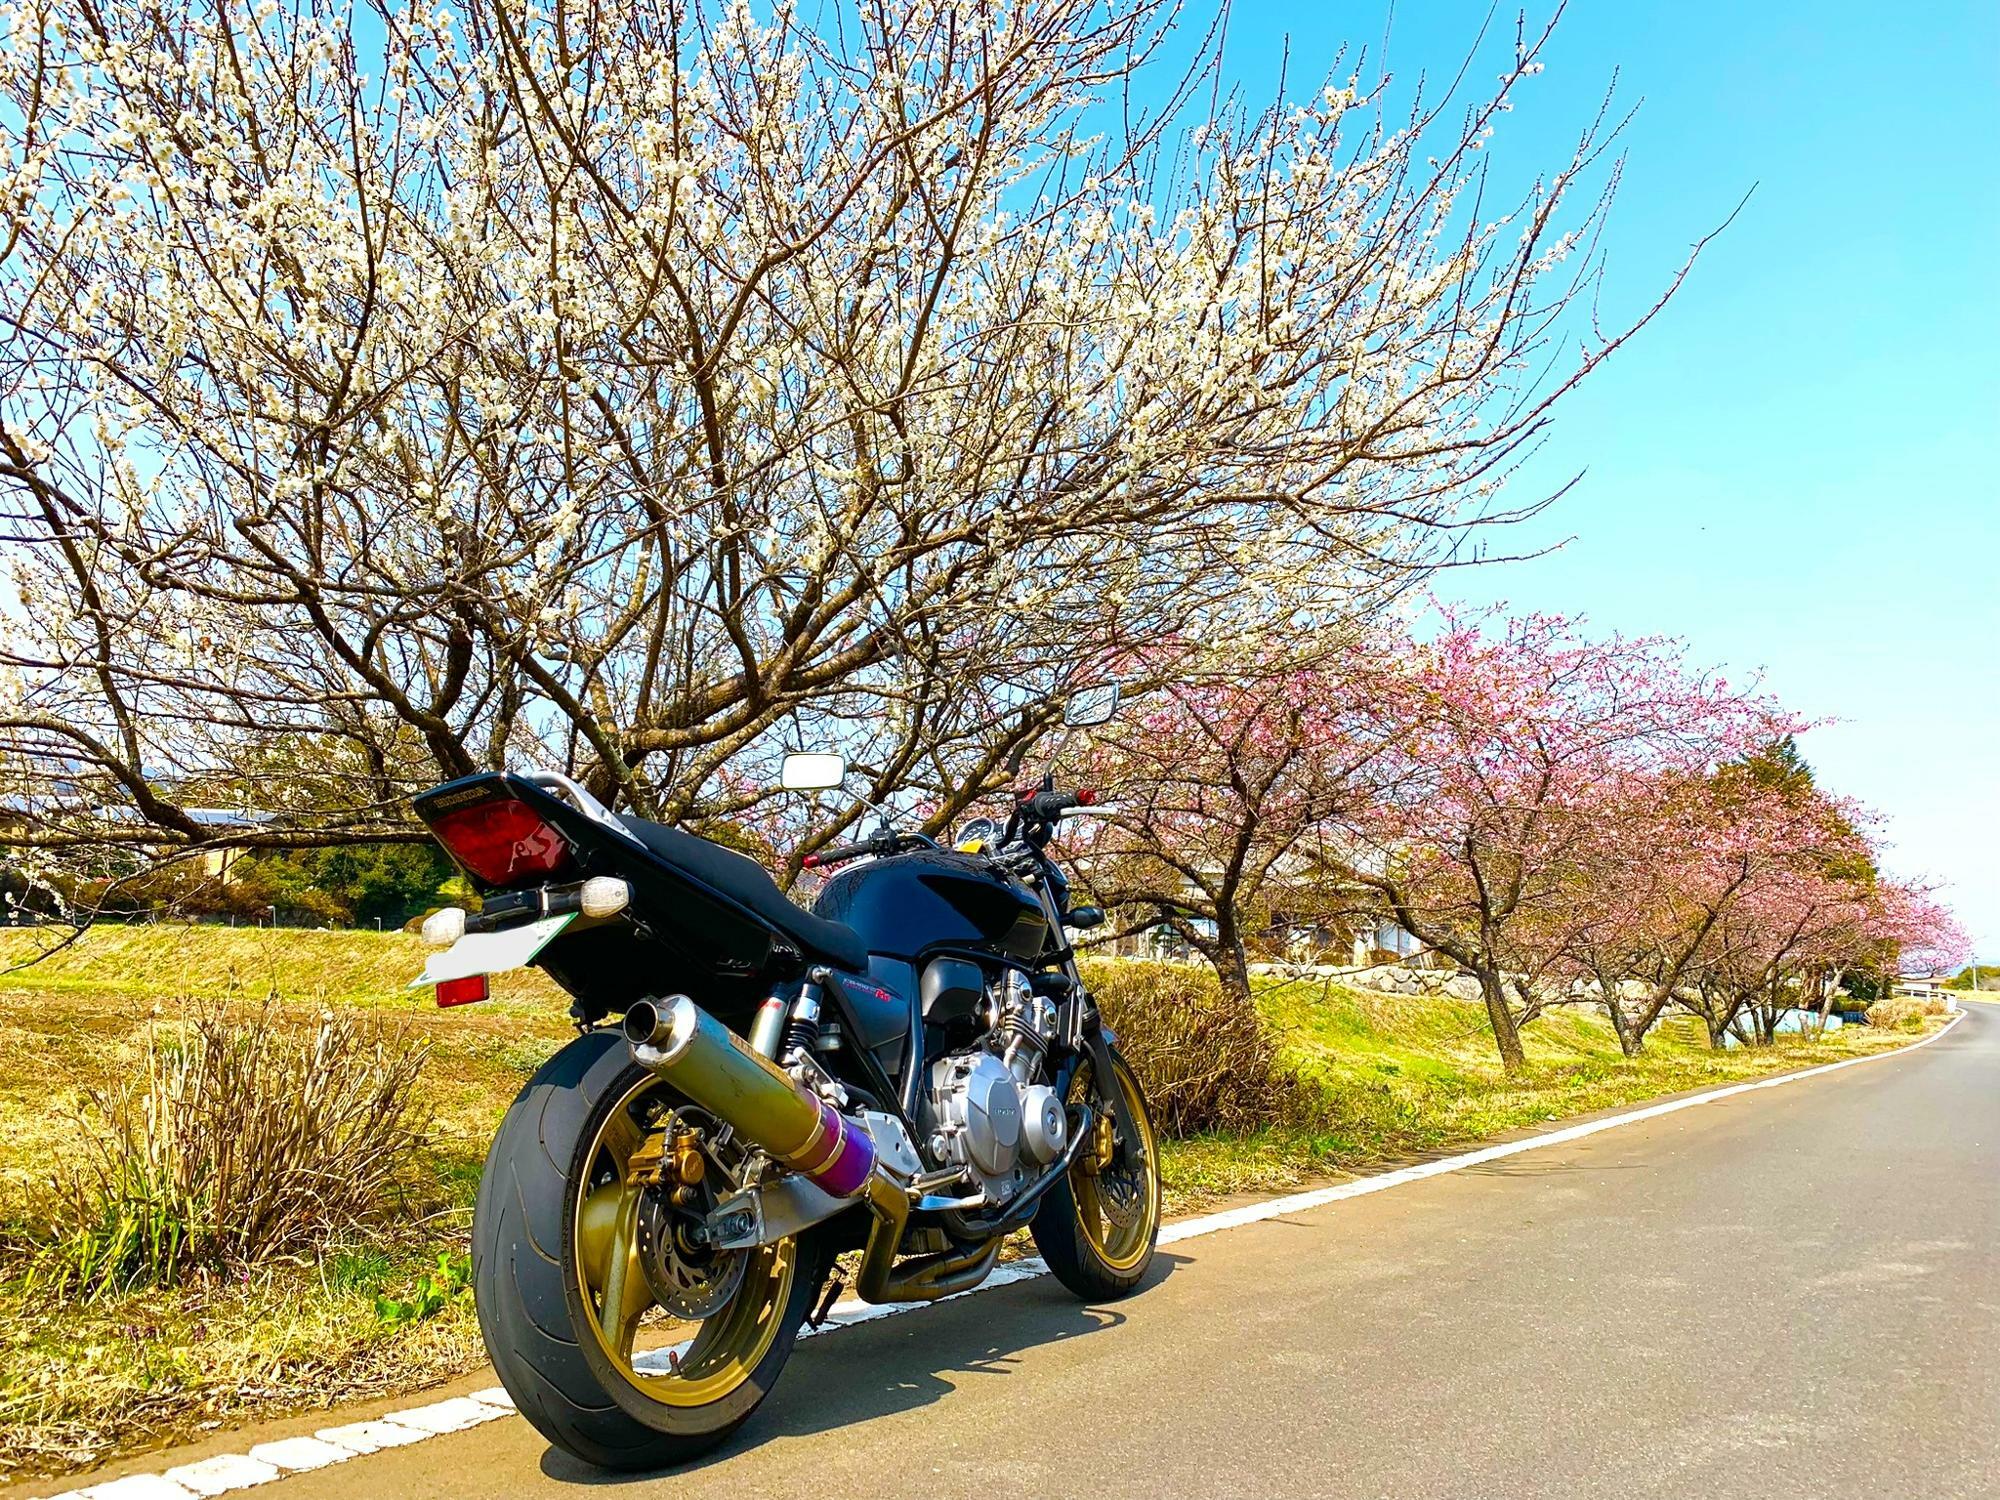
623, 995, 999, 1304
622, 995, 875, 1198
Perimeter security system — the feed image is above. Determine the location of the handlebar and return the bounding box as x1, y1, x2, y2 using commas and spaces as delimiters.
1019, 786, 1098, 820
801, 837, 885, 870
801, 828, 943, 870
802, 787, 1099, 872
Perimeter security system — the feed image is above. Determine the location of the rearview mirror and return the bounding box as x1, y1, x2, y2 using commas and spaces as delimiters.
779, 752, 847, 791
1061, 683, 1121, 728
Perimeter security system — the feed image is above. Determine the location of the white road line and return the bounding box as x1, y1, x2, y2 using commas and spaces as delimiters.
51, 1013, 1963, 1500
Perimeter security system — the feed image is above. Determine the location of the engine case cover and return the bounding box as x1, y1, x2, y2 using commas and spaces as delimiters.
935, 1051, 1023, 1180
1018, 1083, 1067, 1165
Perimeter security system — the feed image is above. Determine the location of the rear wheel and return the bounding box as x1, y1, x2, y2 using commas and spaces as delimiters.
1030, 1045, 1161, 1300
472, 1030, 827, 1471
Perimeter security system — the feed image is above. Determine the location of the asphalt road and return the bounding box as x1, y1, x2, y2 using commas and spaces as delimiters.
61, 1008, 2000, 1499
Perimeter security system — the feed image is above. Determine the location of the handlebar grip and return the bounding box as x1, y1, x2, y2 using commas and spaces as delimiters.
802, 839, 877, 869
1023, 787, 1097, 819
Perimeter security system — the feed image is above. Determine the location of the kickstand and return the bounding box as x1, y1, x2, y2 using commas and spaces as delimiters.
807, 1272, 846, 1330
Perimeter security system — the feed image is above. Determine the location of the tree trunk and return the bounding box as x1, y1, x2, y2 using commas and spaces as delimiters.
1478, 969, 1528, 1071
1508, 975, 1546, 1027
1597, 972, 1642, 1058
1627, 988, 1679, 1057
1611, 1003, 1642, 1058
1813, 967, 1841, 1036
1208, 920, 1255, 1013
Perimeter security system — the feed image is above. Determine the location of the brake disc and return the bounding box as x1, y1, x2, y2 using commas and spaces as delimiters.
635, 1188, 748, 1320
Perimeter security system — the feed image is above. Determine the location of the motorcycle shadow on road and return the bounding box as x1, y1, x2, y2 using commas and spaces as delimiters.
537, 1251, 1189, 1486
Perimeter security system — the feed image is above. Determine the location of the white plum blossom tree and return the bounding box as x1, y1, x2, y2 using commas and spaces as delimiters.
0, 0, 1680, 906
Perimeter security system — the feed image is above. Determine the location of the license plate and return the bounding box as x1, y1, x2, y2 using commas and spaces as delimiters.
412, 912, 576, 988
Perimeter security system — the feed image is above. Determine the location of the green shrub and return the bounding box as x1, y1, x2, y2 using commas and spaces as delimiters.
1082, 960, 1294, 1136
323, 1246, 395, 1293
29, 1002, 429, 1300
373, 1250, 473, 1327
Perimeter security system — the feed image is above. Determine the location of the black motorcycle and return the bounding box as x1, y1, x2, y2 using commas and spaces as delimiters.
410, 686, 1160, 1470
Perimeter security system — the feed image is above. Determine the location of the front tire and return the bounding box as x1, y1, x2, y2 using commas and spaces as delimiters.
1031, 1045, 1162, 1300
471, 1029, 826, 1471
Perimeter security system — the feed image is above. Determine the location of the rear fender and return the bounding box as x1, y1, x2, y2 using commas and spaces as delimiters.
414, 771, 790, 997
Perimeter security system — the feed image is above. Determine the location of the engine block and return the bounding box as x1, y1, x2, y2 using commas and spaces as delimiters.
923, 971, 1069, 1204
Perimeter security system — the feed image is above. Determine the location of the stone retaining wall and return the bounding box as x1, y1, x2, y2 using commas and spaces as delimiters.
1251, 961, 1650, 1009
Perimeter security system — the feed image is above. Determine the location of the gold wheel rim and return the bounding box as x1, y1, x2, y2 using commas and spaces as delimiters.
573, 1073, 796, 1408
1070, 1056, 1160, 1274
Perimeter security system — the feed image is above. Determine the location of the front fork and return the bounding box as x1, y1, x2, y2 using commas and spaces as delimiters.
1027, 872, 1144, 1157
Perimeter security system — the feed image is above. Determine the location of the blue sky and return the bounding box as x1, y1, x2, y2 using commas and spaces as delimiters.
1211, 1, 1999, 955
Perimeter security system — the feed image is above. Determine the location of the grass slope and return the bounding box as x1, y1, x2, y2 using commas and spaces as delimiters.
1161, 973, 1910, 1200
0, 928, 1936, 1480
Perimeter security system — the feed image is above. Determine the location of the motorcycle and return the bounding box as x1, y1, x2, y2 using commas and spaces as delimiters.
409, 685, 1160, 1470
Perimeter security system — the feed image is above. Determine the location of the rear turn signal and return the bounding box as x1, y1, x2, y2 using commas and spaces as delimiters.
578, 875, 631, 917
430, 798, 569, 886
436, 974, 489, 1007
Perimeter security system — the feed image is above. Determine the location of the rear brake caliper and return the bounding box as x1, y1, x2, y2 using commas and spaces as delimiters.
634, 1123, 744, 1318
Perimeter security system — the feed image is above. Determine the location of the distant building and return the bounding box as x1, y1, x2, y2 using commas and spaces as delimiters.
180, 808, 281, 881
1891, 973, 1949, 1001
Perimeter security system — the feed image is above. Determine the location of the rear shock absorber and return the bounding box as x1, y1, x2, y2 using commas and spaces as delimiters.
749, 991, 791, 1058
783, 968, 829, 1058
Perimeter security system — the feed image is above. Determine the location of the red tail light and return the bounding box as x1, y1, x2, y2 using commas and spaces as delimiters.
430, 798, 570, 886
436, 974, 489, 1007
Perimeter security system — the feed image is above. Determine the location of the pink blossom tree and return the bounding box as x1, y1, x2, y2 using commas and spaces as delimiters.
1342, 613, 1782, 1070
1547, 757, 1834, 1055
1066, 644, 1394, 1010
1676, 820, 1868, 1044
1794, 876, 1968, 1031
1661, 748, 1967, 1045
1867, 884, 1971, 987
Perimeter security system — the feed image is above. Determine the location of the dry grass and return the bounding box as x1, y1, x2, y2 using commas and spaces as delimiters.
0, 928, 570, 1481
1865, 995, 1949, 1030
25, 1004, 428, 1300
0, 927, 571, 1207
1086, 960, 1293, 1134
2, 1257, 487, 1479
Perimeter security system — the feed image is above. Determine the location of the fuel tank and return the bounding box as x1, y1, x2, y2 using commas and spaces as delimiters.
813, 848, 1048, 964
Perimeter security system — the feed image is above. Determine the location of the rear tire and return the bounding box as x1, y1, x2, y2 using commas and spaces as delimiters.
1031, 1045, 1161, 1300
471, 1029, 827, 1471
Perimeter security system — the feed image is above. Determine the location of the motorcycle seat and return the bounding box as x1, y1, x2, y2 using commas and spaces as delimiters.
617, 815, 868, 973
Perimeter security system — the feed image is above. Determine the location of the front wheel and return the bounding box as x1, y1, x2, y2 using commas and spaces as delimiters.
1031, 1044, 1161, 1299
471, 1030, 826, 1471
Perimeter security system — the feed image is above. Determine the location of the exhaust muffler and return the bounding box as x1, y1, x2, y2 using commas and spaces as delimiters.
622, 995, 875, 1198
624, 994, 991, 1304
